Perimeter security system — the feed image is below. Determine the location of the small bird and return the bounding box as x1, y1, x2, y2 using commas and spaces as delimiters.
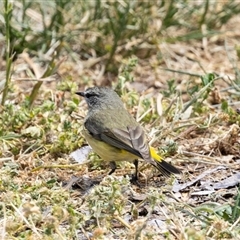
76, 87, 180, 181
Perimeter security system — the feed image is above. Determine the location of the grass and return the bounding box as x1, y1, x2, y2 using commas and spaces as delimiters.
1, 0, 13, 105
1, 0, 240, 239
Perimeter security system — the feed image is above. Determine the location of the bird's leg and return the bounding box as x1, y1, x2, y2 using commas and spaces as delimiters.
133, 159, 138, 181
130, 159, 141, 186
108, 161, 117, 175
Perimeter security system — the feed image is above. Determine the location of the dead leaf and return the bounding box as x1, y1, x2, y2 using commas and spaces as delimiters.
70, 145, 92, 164
172, 166, 226, 192
212, 172, 240, 189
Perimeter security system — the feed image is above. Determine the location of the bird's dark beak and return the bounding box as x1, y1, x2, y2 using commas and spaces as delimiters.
75, 91, 85, 97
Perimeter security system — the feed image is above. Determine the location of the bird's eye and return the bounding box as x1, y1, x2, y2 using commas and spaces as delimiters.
85, 93, 91, 98
85, 92, 98, 98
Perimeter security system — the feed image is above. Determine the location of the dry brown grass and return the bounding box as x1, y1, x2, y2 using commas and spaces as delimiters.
1, 1, 240, 239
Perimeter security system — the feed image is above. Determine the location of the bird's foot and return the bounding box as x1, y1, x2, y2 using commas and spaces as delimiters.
130, 174, 142, 187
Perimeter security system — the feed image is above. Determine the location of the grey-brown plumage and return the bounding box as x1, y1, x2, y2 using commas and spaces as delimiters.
76, 87, 180, 180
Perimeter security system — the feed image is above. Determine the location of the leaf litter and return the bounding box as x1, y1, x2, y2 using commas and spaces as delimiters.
1, 2, 240, 239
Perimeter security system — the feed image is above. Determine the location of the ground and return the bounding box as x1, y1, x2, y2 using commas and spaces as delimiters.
0, 1, 240, 239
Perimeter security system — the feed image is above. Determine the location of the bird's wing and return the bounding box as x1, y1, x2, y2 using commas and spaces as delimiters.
85, 120, 180, 175
85, 120, 150, 160
114, 125, 152, 161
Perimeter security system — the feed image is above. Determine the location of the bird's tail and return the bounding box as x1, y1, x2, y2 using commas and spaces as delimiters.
149, 147, 181, 177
